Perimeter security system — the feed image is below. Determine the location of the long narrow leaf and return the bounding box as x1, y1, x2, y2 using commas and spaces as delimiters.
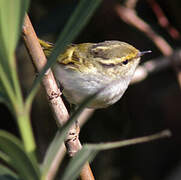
0, 151, 11, 165
62, 130, 171, 180
41, 91, 100, 176
0, 130, 40, 180
0, 0, 29, 80
28, 0, 102, 102
62, 148, 98, 180
0, 164, 19, 179
0, 0, 29, 107
0, 0, 29, 57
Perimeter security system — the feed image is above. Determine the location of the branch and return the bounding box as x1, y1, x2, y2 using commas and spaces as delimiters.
22, 14, 94, 180
147, 0, 181, 40
114, 3, 181, 89
131, 53, 171, 84
115, 4, 173, 56
46, 108, 95, 180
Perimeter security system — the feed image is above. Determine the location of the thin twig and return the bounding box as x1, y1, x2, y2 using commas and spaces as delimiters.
115, 4, 173, 56
147, 0, 180, 40
131, 53, 171, 84
115, 3, 181, 88
22, 14, 94, 180
115, 3, 181, 89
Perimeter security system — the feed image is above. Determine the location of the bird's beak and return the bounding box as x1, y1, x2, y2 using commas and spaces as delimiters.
137, 50, 152, 57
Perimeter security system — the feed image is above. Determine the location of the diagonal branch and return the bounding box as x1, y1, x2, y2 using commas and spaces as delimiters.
115, 4, 173, 56
114, 2, 181, 90
22, 14, 94, 180
147, 0, 180, 40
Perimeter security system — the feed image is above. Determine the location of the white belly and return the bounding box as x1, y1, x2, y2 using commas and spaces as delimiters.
53, 65, 130, 108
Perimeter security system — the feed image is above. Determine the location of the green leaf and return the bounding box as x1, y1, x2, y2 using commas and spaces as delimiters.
62, 130, 171, 180
0, 0, 29, 109
27, 0, 102, 103
0, 0, 29, 57
0, 164, 19, 179
0, 151, 11, 167
41, 91, 100, 177
61, 148, 98, 180
0, 130, 40, 180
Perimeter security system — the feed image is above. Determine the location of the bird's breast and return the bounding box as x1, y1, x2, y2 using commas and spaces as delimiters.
53, 64, 130, 108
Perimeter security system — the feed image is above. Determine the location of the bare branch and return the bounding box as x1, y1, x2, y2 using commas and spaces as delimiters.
147, 0, 181, 40
132, 54, 171, 84
114, 3, 181, 89
22, 14, 94, 180
115, 4, 173, 56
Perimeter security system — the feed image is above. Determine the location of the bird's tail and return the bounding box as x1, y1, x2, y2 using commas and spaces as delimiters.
39, 39, 54, 56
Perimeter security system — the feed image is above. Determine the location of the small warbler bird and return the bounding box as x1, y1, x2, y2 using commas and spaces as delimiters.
39, 39, 151, 109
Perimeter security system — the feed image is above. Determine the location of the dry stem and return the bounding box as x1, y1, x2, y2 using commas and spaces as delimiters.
22, 14, 94, 180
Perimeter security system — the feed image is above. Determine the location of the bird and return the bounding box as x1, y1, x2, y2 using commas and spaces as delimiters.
39, 39, 151, 109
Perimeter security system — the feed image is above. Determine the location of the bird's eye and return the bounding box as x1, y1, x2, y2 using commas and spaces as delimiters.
122, 60, 128, 65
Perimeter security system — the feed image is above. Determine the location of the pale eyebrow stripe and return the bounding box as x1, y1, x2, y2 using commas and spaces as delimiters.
93, 44, 121, 50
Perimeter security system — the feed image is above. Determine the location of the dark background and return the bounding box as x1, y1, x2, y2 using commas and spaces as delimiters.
2, 0, 181, 179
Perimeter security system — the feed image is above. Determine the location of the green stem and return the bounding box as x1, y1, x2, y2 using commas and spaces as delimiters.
17, 111, 36, 158
9, 56, 36, 155
10, 56, 24, 107
6, 55, 36, 155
